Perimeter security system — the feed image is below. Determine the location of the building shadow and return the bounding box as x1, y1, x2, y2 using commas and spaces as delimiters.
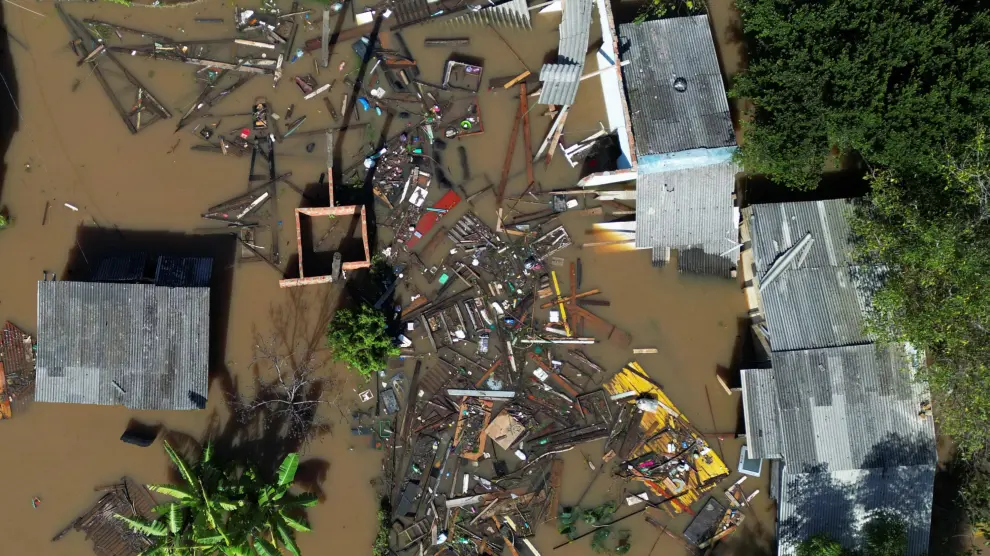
62, 226, 237, 392
929, 451, 980, 555
713, 518, 774, 556
740, 166, 870, 206
0, 7, 19, 204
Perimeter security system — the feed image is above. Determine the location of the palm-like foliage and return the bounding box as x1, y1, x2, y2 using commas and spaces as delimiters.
116, 441, 316, 556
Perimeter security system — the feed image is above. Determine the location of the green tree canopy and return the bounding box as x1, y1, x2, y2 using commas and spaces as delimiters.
862, 512, 908, 556
326, 304, 398, 378
853, 136, 990, 454
117, 441, 317, 555
961, 462, 990, 539
733, 0, 990, 189
797, 534, 848, 556
794, 513, 908, 556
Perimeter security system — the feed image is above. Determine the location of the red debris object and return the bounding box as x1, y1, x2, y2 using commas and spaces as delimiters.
406, 190, 461, 249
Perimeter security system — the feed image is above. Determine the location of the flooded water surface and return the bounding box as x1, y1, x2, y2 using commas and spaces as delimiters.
0, 0, 772, 554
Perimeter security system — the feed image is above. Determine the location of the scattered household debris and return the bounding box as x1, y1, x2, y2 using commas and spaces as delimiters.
46, 2, 751, 553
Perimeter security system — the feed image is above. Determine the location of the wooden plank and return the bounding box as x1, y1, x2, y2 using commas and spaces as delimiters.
474, 359, 502, 388
425, 37, 470, 46
551, 270, 572, 336
0, 362, 10, 419
568, 304, 632, 348
183, 58, 272, 74
548, 458, 564, 519
545, 110, 568, 166
320, 8, 330, 68
540, 288, 601, 309
504, 70, 531, 89
496, 94, 526, 207
569, 262, 577, 305
326, 130, 334, 205
520, 82, 534, 187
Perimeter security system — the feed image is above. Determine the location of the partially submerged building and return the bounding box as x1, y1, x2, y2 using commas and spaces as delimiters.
52, 476, 159, 556
634, 160, 739, 277
739, 199, 936, 556
590, 15, 741, 277
35, 256, 211, 410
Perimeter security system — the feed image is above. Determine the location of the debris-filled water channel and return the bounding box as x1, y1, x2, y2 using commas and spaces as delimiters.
0, 0, 773, 554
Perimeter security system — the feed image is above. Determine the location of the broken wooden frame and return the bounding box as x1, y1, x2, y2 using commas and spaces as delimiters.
58, 5, 171, 134
278, 204, 371, 287
279, 138, 371, 287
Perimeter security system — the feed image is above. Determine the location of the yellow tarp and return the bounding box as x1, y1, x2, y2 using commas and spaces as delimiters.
603, 362, 729, 511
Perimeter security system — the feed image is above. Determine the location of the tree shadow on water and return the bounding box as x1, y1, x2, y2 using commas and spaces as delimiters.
162, 291, 350, 501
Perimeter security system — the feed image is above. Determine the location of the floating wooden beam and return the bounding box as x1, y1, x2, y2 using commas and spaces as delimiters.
495, 89, 526, 208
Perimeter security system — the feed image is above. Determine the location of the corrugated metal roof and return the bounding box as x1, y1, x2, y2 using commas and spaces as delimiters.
777, 464, 934, 556
618, 16, 735, 156
538, 63, 584, 107
538, 0, 594, 106
761, 267, 874, 351
750, 199, 857, 271
455, 0, 531, 28
35, 281, 210, 410
741, 368, 783, 460
635, 160, 739, 277
750, 199, 874, 351
743, 344, 935, 472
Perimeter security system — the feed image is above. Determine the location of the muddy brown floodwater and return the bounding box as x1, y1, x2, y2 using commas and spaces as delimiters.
0, 0, 773, 554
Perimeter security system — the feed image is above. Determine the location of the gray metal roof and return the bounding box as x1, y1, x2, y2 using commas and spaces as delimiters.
538, 0, 594, 105
455, 0, 531, 28
35, 281, 210, 410
740, 366, 783, 460
635, 160, 739, 277
750, 199, 857, 271
777, 464, 934, 556
538, 64, 584, 107
618, 16, 735, 156
742, 344, 935, 470
750, 199, 874, 351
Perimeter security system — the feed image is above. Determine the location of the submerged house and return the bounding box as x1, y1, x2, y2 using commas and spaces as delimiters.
610, 16, 740, 277
35, 255, 211, 410
739, 199, 936, 555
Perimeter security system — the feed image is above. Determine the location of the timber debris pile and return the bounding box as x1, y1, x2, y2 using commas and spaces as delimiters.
42, 0, 758, 554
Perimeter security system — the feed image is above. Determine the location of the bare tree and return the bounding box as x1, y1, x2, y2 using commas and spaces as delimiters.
233, 335, 342, 443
